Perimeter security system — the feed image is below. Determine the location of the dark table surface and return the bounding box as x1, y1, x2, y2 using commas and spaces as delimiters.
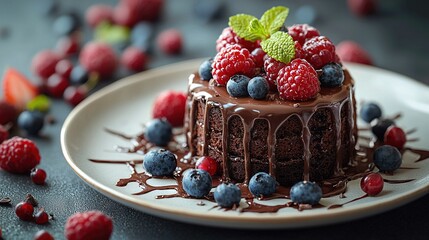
1, 0, 429, 239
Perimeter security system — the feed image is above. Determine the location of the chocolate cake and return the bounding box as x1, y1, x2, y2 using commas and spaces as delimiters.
185, 70, 357, 186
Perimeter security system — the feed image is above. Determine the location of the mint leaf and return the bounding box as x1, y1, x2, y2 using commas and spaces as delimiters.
243, 19, 269, 41
260, 31, 295, 64
229, 14, 258, 39
260, 6, 289, 35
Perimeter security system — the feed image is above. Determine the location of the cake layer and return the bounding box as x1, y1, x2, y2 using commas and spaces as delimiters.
185, 70, 357, 186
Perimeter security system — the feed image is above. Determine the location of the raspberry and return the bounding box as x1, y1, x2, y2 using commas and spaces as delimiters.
215, 27, 260, 52
0, 137, 41, 174
0, 100, 18, 125
152, 91, 187, 127
303, 36, 336, 69
264, 56, 285, 91
212, 44, 256, 86
31, 50, 62, 80
85, 4, 114, 28
251, 48, 266, 69
113, 2, 140, 27
156, 29, 183, 55
287, 24, 320, 45
294, 41, 305, 59
65, 210, 113, 240
0, 125, 9, 143
56, 35, 80, 56
348, 0, 376, 16
79, 41, 117, 78
336, 41, 373, 65
276, 59, 320, 101
121, 46, 148, 72
122, 0, 164, 22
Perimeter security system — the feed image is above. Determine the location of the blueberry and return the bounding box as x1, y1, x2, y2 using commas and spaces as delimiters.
182, 169, 212, 198
290, 181, 322, 205
198, 58, 213, 81
319, 63, 344, 87
143, 149, 177, 176
144, 119, 172, 146
360, 102, 382, 123
17, 111, 44, 135
53, 13, 81, 36
371, 118, 395, 140
193, 0, 224, 22
226, 75, 250, 97
131, 22, 154, 52
373, 145, 402, 172
248, 172, 277, 197
70, 65, 89, 85
247, 76, 269, 100
213, 183, 241, 208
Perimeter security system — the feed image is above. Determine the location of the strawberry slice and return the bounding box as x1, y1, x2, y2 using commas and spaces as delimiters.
2, 67, 39, 110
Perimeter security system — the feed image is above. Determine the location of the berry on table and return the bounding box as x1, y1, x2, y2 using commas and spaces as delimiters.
85, 4, 114, 28
247, 76, 269, 100
143, 149, 177, 176
122, 0, 164, 22
195, 156, 218, 176
371, 118, 395, 140
348, 0, 376, 17
276, 58, 320, 101
56, 35, 80, 56
360, 102, 382, 123
198, 58, 213, 81
336, 41, 373, 65
226, 75, 250, 98
212, 44, 256, 86
156, 29, 183, 55
63, 86, 87, 106
263, 56, 285, 91
287, 24, 320, 45
215, 27, 260, 52
182, 169, 212, 198
31, 168, 47, 185
248, 172, 277, 198
79, 41, 118, 78
214, 183, 241, 208
53, 13, 81, 36
0, 137, 41, 174
144, 119, 172, 146
46, 74, 70, 98
34, 230, 54, 240
152, 91, 187, 127
131, 21, 154, 51
34, 208, 50, 224
0, 125, 9, 143
373, 145, 402, 172
3, 67, 39, 110
121, 46, 148, 72
319, 63, 344, 87
303, 36, 336, 69
17, 110, 44, 136
360, 173, 384, 196
69, 65, 89, 85
31, 50, 62, 80
55, 59, 74, 79
15, 201, 34, 221
0, 100, 18, 125
113, 2, 140, 27
65, 210, 113, 240
384, 126, 406, 150
290, 181, 322, 205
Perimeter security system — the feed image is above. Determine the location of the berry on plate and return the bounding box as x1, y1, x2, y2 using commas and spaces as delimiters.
143, 149, 177, 176
360, 102, 382, 123
0, 136, 41, 174
360, 172, 384, 196
371, 118, 395, 140
248, 172, 277, 198
195, 156, 218, 176
384, 126, 406, 150
373, 145, 402, 172
226, 75, 250, 98
152, 91, 187, 127
65, 210, 113, 240
144, 118, 172, 146
290, 181, 322, 205
214, 183, 241, 208
79, 41, 117, 78
2, 67, 39, 110
182, 169, 212, 198
276, 58, 320, 101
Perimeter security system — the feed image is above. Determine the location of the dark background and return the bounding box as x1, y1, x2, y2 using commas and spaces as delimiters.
1, 0, 429, 239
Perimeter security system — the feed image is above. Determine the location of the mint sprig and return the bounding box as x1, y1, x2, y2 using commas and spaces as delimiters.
229, 6, 294, 64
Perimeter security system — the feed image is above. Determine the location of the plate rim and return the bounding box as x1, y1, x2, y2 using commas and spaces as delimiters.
61, 58, 429, 229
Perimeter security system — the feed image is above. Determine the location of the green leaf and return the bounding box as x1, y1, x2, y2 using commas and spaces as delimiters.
26, 95, 51, 112
260, 31, 295, 64
95, 21, 130, 44
260, 6, 289, 35
229, 14, 258, 40
243, 19, 269, 41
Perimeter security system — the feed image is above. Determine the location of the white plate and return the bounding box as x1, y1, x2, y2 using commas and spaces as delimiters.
61, 59, 429, 229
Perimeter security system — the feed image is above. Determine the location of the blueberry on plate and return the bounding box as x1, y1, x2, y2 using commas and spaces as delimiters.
373, 145, 402, 172
198, 58, 213, 81
290, 181, 322, 205
226, 75, 250, 97
319, 63, 344, 87
371, 118, 395, 140
143, 149, 177, 176
213, 183, 241, 208
360, 102, 382, 123
17, 111, 44, 135
144, 119, 172, 146
248, 172, 277, 198
248, 76, 269, 100
182, 169, 212, 198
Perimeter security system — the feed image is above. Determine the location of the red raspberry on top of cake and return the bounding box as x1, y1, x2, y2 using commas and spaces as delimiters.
216, 27, 260, 52
303, 35, 337, 69
288, 24, 320, 45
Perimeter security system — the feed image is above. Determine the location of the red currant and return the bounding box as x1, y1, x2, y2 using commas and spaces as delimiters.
34, 209, 49, 225
360, 173, 384, 196
34, 230, 54, 240
121, 46, 148, 72
31, 50, 62, 80
55, 59, 73, 79
384, 126, 406, 150
31, 168, 47, 185
157, 29, 183, 55
46, 74, 70, 98
63, 86, 87, 106
56, 35, 80, 56
196, 156, 218, 176
15, 201, 34, 221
